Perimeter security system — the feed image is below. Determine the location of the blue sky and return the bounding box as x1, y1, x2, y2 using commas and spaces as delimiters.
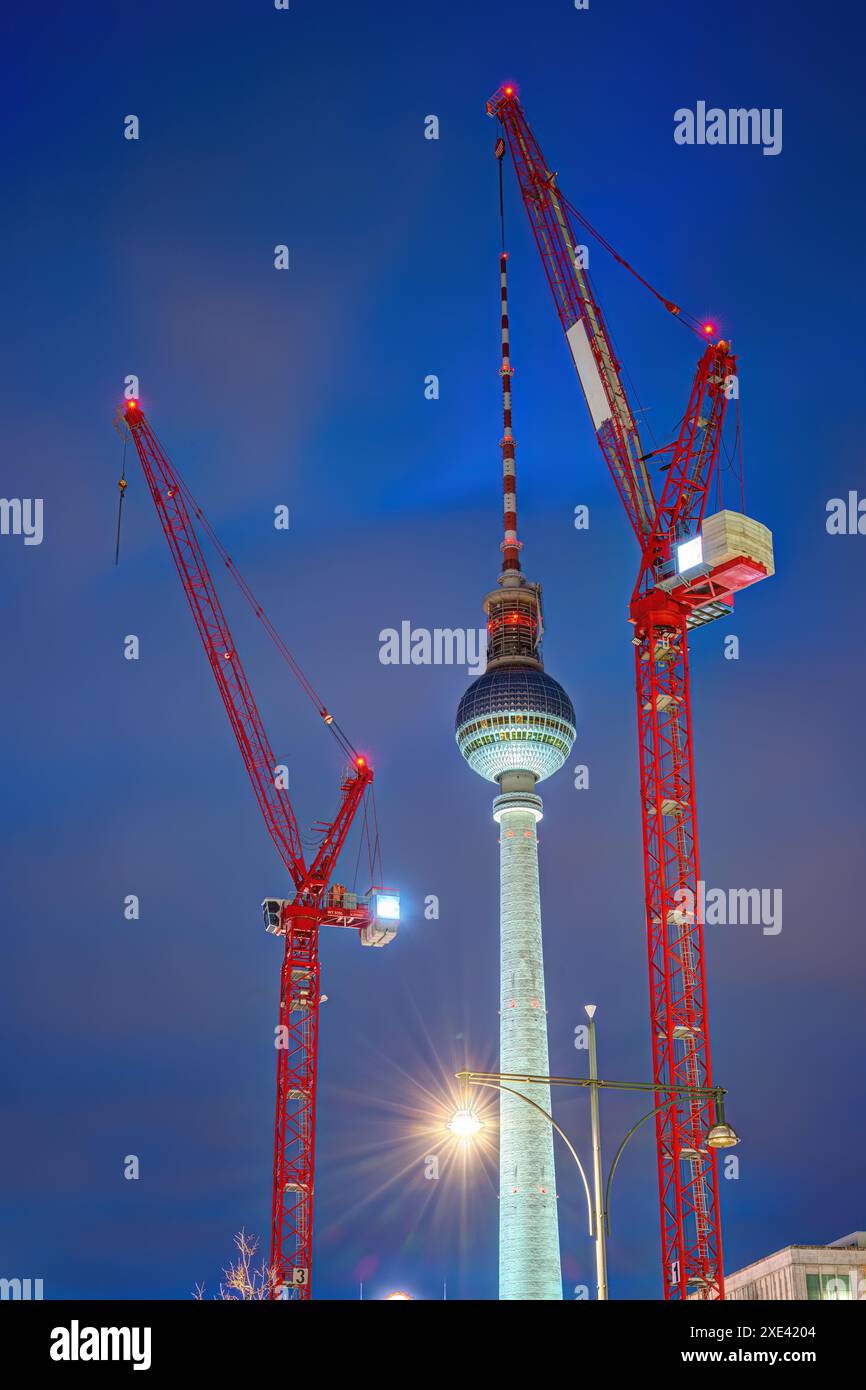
2, 0, 864, 1299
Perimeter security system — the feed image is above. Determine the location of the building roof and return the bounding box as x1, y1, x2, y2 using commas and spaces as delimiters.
727, 1234, 866, 1281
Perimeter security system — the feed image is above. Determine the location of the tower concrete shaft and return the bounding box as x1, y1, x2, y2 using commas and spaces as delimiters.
455, 237, 574, 1301
495, 780, 561, 1300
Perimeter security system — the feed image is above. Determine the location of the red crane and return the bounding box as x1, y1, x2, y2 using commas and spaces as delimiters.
120, 399, 399, 1299
488, 85, 773, 1299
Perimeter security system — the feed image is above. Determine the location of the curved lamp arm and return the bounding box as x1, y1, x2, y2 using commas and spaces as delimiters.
603, 1102, 669, 1236
468, 1078, 595, 1237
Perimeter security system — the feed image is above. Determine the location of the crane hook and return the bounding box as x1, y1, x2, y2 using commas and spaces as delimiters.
114, 432, 129, 566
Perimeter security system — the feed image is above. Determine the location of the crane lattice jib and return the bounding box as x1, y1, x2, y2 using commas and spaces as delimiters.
490, 86, 732, 1300
635, 343, 737, 597
489, 87, 655, 542
300, 764, 373, 901
123, 402, 308, 886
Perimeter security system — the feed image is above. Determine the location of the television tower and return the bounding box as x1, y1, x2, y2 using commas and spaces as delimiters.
455, 217, 576, 1299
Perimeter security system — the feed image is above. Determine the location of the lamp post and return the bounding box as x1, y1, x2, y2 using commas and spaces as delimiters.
585, 1004, 607, 1300
452, 1005, 738, 1300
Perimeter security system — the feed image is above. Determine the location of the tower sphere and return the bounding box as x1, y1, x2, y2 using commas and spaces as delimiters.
455, 664, 576, 784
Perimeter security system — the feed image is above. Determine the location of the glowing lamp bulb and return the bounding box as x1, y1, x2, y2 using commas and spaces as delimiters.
448, 1108, 483, 1139
356, 756, 365, 767
505, 86, 513, 95
374, 892, 400, 921
703, 323, 714, 335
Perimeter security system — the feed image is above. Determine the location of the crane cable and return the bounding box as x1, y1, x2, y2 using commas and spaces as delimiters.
114, 428, 128, 565
347, 783, 382, 893
527, 156, 742, 500
367, 781, 383, 886
496, 133, 507, 251
141, 419, 360, 764
184, 475, 360, 762
554, 186, 711, 341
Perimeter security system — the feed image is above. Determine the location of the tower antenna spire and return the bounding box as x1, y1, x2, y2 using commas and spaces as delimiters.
496, 136, 521, 577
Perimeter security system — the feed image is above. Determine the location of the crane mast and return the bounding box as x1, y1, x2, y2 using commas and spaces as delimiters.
489, 85, 773, 1299
121, 400, 396, 1299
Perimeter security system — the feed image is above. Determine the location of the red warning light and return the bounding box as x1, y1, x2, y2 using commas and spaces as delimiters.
504, 86, 514, 96
703, 323, 714, 335
356, 756, 366, 767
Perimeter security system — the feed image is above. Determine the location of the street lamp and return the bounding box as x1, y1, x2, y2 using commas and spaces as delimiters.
447, 1108, 483, 1139
707, 1122, 739, 1149
453, 1004, 738, 1300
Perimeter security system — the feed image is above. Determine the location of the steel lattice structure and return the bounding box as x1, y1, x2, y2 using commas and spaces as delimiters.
488, 85, 772, 1299
122, 401, 389, 1299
